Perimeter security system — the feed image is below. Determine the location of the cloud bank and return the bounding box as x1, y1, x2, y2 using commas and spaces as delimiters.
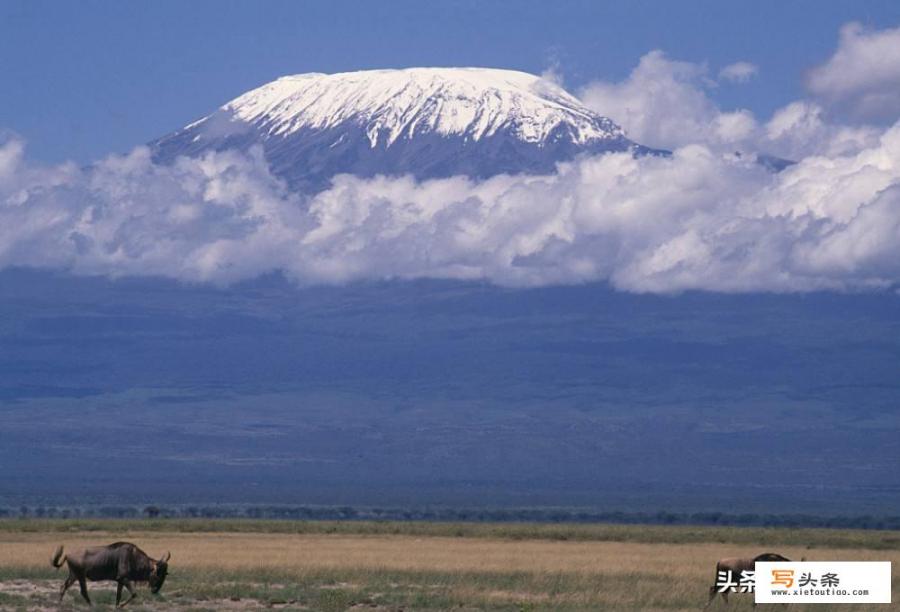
3, 121, 900, 293
3, 22, 900, 294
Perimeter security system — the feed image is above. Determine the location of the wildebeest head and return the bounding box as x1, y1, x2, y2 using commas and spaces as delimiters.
149, 551, 170, 593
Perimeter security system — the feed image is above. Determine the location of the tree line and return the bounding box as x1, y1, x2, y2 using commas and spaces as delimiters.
2, 505, 899, 530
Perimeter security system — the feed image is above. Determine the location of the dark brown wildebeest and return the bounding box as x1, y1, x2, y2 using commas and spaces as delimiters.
705, 552, 796, 607
51, 542, 170, 607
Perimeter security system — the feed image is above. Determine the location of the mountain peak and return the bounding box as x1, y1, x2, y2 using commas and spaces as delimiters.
224, 67, 624, 147
152, 67, 647, 191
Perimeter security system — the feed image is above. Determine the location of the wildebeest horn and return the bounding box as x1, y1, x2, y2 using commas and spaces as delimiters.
161, 551, 171, 563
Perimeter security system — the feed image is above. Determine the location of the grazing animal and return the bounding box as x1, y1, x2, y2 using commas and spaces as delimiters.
705, 552, 794, 607
51, 542, 170, 607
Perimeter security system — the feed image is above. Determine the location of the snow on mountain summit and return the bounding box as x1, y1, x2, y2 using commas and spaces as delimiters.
223, 68, 624, 146
152, 67, 651, 191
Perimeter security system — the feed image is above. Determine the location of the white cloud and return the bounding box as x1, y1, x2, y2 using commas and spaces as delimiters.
3, 124, 900, 293
763, 100, 882, 159
719, 62, 758, 83
712, 109, 757, 143
578, 51, 751, 151
579, 48, 884, 160
808, 22, 900, 121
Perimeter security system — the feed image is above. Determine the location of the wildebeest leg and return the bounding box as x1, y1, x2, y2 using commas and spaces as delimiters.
117, 580, 137, 608
721, 589, 729, 604
115, 582, 123, 607
705, 584, 718, 608
77, 576, 91, 605
59, 575, 75, 601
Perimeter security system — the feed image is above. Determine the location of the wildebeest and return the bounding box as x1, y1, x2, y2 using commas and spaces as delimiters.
705, 552, 795, 607
51, 542, 170, 607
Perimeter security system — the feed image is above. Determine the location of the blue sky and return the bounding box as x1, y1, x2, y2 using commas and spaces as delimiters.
2, 0, 900, 163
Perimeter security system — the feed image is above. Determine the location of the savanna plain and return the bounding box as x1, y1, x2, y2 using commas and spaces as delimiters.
0, 520, 896, 611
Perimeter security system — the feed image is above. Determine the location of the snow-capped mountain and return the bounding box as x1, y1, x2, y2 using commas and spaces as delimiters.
151, 67, 653, 191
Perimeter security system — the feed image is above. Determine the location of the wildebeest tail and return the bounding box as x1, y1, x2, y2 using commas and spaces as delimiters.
51, 545, 66, 569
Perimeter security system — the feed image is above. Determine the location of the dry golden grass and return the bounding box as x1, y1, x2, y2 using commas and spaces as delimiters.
3, 530, 899, 574
0, 526, 897, 610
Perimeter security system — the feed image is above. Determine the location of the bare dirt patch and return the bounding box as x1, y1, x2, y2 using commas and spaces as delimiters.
0, 579, 315, 611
